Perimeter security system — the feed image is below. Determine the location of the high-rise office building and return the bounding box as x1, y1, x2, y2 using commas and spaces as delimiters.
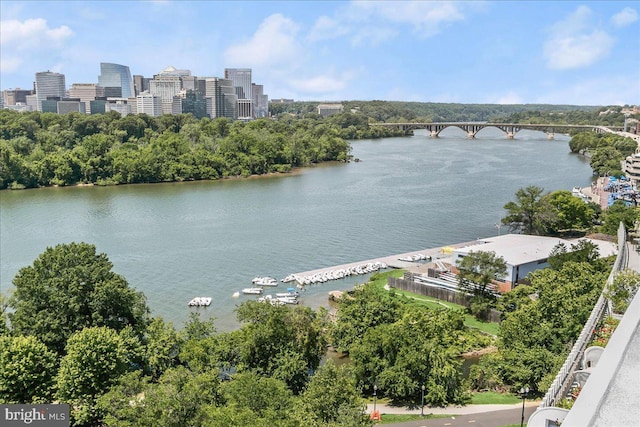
35, 71, 66, 111
98, 63, 135, 99
133, 75, 150, 95
182, 89, 207, 119
136, 92, 162, 117
150, 66, 194, 115
203, 77, 237, 119
3, 88, 33, 106
224, 68, 253, 120
69, 83, 105, 114
252, 83, 268, 118
224, 68, 252, 99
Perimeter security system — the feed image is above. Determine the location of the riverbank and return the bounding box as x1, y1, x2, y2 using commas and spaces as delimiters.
0, 132, 593, 330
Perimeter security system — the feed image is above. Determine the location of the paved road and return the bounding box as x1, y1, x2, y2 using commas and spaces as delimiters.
380, 405, 537, 427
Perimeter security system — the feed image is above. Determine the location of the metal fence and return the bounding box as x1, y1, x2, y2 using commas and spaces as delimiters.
539, 223, 628, 408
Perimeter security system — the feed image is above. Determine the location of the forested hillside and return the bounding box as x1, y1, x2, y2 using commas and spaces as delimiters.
269, 100, 615, 124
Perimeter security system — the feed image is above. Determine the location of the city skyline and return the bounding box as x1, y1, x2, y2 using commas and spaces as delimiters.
1, 1, 639, 105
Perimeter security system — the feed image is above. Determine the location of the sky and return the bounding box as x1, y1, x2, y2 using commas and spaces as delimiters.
1, 0, 639, 106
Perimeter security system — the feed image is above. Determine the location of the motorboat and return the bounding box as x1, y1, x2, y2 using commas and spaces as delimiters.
252, 276, 278, 286
188, 297, 212, 307
242, 287, 263, 295
276, 288, 299, 298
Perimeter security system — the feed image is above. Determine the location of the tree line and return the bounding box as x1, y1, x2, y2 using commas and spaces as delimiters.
568, 131, 637, 177
269, 101, 612, 124
0, 109, 404, 190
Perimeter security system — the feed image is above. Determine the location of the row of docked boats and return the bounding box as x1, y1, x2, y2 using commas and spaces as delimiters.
188, 297, 212, 307
397, 253, 431, 262
282, 261, 388, 286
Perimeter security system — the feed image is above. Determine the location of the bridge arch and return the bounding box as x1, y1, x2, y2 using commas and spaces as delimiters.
371, 122, 613, 139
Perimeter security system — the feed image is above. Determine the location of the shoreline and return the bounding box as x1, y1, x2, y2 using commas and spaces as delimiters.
1, 167, 311, 192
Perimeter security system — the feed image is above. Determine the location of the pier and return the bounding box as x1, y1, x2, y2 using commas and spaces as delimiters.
289, 239, 480, 283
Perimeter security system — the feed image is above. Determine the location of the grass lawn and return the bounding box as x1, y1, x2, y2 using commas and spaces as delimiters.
471, 391, 521, 405
369, 270, 500, 336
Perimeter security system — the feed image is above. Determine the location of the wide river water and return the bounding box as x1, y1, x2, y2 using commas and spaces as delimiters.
0, 128, 593, 330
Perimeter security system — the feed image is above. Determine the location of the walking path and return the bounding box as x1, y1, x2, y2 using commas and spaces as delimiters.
365, 400, 539, 416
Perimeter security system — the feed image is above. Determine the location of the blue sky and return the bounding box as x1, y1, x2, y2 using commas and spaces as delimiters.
1, 1, 639, 105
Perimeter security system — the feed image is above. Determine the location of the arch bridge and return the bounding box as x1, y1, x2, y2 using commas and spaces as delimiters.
372, 122, 619, 139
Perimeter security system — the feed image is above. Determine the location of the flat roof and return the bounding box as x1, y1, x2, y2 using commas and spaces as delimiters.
454, 234, 576, 266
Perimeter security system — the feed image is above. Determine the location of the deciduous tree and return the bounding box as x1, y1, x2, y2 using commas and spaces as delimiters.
502, 186, 546, 235
9, 242, 149, 353
456, 250, 506, 319
0, 335, 57, 403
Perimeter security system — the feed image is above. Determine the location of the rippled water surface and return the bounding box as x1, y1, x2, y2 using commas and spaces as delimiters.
0, 129, 593, 329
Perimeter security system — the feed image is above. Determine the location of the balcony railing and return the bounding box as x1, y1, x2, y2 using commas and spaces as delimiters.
539, 223, 627, 408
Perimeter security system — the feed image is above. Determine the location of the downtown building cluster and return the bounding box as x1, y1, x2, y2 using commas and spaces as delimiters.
1, 63, 270, 121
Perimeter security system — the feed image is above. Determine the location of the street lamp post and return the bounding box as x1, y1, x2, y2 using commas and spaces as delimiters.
373, 384, 378, 414
520, 386, 530, 427
421, 384, 425, 416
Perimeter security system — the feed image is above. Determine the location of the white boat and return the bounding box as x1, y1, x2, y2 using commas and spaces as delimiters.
276, 290, 299, 298
276, 296, 299, 305
242, 287, 263, 295
188, 297, 212, 307
252, 276, 277, 286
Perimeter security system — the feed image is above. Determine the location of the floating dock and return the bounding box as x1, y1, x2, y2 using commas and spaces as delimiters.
289, 240, 479, 282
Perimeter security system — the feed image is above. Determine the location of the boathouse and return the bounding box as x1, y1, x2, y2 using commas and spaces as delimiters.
450, 234, 617, 292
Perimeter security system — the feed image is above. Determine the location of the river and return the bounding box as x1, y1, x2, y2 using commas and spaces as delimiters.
0, 128, 593, 330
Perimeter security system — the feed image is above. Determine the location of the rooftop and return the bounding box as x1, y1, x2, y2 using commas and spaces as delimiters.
455, 234, 618, 266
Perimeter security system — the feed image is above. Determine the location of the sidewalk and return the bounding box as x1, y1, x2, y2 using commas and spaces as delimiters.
365, 400, 539, 416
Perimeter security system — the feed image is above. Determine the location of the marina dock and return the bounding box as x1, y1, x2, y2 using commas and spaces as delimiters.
289, 239, 480, 282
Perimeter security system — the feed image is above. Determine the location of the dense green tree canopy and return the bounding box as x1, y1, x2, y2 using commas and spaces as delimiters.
295, 361, 368, 427
0, 110, 405, 189
502, 186, 546, 235
493, 261, 607, 392
234, 301, 328, 394
0, 335, 58, 403
9, 242, 149, 353
330, 281, 404, 353
599, 200, 640, 234
502, 187, 604, 236
540, 190, 596, 234
349, 306, 472, 405
56, 326, 129, 425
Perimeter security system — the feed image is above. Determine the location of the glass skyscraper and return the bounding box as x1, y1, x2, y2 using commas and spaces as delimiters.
224, 68, 253, 120
98, 63, 135, 98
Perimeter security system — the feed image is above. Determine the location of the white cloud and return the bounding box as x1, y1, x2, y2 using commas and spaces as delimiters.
544, 6, 614, 70
348, 1, 467, 38
224, 14, 301, 67
0, 18, 73, 49
0, 57, 22, 73
611, 7, 638, 28
307, 16, 349, 42
350, 26, 398, 47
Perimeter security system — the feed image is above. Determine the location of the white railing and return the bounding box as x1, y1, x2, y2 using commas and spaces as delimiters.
539, 223, 627, 408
